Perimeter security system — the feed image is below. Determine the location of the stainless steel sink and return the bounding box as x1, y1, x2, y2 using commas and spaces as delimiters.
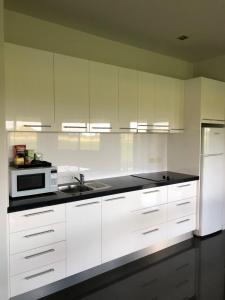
59, 184, 93, 194
59, 181, 111, 194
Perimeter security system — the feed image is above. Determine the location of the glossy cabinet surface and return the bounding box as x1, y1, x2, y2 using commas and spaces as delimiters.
66, 198, 102, 275
54, 53, 89, 132
201, 78, 225, 122
118, 67, 138, 132
5, 43, 55, 131
89, 61, 118, 132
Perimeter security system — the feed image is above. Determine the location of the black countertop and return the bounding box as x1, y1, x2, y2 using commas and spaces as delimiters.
8, 171, 199, 213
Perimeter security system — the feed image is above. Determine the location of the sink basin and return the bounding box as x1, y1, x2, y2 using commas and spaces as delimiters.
59, 184, 93, 194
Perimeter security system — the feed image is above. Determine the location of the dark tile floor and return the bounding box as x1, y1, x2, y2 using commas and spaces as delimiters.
14, 232, 225, 300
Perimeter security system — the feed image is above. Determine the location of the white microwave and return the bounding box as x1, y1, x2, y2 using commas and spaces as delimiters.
9, 167, 58, 198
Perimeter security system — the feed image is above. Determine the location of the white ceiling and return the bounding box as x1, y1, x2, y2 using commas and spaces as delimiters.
5, 0, 225, 62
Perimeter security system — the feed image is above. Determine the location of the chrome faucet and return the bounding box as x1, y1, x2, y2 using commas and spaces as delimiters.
73, 173, 85, 185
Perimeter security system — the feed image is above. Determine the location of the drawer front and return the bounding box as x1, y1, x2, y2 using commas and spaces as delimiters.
9, 204, 66, 233
167, 198, 196, 221
10, 260, 65, 297
132, 187, 167, 211
133, 223, 167, 251
168, 181, 197, 203
10, 222, 66, 254
167, 215, 196, 239
10, 241, 66, 276
131, 205, 167, 231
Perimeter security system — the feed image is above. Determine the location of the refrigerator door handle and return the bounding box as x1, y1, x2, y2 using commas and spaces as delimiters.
201, 153, 224, 157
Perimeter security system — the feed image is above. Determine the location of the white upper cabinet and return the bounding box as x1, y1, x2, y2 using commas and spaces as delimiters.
54, 54, 89, 132
5, 43, 54, 131
138, 72, 155, 132
118, 67, 138, 132
170, 79, 184, 131
154, 75, 173, 128
89, 61, 118, 132
201, 78, 225, 122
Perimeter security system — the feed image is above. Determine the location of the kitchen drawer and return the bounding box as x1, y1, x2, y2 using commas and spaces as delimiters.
9, 204, 66, 233
10, 222, 66, 254
133, 223, 167, 251
168, 181, 197, 203
102, 190, 139, 212
131, 204, 167, 232
10, 260, 65, 297
167, 214, 196, 239
10, 241, 66, 276
132, 187, 167, 211
167, 197, 196, 221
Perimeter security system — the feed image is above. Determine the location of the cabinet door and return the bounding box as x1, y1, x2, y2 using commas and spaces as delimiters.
170, 79, 184, 131
5, 43, 54, 131
54, 54, 89, 132
201, 78, 225, 122
138, 72, 155, 132
102, 192, 138, 263
118, 68, 138, 132
89, 62, 118, 132
154, 75, 173, 131
66, 198, 101, 276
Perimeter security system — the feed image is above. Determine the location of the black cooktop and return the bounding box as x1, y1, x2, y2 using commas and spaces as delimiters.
132, 171, 195, 183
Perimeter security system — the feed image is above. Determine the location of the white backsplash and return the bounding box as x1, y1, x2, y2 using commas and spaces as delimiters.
8, 132, 167, 184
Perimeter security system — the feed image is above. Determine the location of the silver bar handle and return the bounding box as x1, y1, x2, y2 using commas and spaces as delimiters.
24, 209, 54, 217
63, 125, 87, 129
176, 219, 190, 224
142, 228, 159, 235
142, 209, 159, 215
178, 184, 191, 188
202, 118, 225, 122
91, 126, 112, 129
24, 249, 55, 260
25, 268, 55, 280
143, 190, 159, 194
176, 263, 189, 271
119, 127, 137, 130
24, 229, 55, 238
176, 201, 191, 206
23, 124, 52, 128
104, 196, 125, 202
76, 201, 100, 207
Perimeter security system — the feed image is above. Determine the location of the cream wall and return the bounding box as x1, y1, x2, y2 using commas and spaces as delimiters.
4, 9, 194, 79
0, 1, 9, 299
194, 55, 225, 82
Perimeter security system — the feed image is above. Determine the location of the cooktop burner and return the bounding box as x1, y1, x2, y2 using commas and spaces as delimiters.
132, 171, 192, 183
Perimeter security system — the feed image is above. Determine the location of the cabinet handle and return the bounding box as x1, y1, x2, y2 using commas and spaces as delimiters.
24, 209, 54, 217
75, 201, 100, 207
119, 127, 137, 130
143, 190, 159, 194
24, 229, 55, 238
142, 228, 159, 235
104, 196, 125, 202
23, 124, 52, 128
25, 268, 55, 280
63, 125, 87, 129
176, 201, 191, 206
24, 248, 55, 260
176, 218, 190, 224
138, 124, 169, 128
142, 209, 159, 215
91, 126, 112, 129
203, 118, 225, 122
175, 279, 189, 288
178, 184, 191, 188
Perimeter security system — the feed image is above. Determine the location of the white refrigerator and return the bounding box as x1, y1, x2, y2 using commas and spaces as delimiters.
198, 126, 225, 236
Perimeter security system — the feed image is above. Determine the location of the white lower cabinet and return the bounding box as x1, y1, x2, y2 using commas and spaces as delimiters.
9, 181, 198, 296
167, 214, 196, 239
66, 198, 102, 276
102, 192, 137, 263
10, 241, 66, 276
10, 261, 66, 297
